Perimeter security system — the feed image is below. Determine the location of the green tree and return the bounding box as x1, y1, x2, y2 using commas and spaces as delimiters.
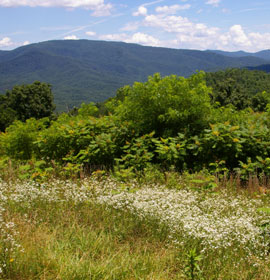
251, 91, 270, 112
6, 81, 55, 122
206, 68, 270, 110
0, 95, 17, 131
108, 72, 212, 137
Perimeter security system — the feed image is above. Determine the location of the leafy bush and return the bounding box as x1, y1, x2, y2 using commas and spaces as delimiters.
0, 118, 47, 160
116, 132, 156, 176
108, 72, 212, 137
154, 133, 187, 170
2, 72, 270, 178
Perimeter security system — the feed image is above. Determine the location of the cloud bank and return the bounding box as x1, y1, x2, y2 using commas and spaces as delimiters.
0, 37, 13, 47
0, 0, 112, 16
102, 3, 270, 52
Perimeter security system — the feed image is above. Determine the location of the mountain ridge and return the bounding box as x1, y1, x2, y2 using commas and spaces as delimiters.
1, 39, 270, 111
207, 49, 270, 60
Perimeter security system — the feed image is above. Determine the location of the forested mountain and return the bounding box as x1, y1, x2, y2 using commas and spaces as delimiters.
247, 64, 270, 73
207, 49, 270, 60
206, 50, 251, 58
0, 39, 270, 111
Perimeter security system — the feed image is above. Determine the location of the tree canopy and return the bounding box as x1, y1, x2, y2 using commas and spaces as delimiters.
107, 72, 212, 137
205, 68, 270, 110
0, 81, 55, 131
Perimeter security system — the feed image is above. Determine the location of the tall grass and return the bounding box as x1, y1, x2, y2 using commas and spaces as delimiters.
1, 175, 270, 279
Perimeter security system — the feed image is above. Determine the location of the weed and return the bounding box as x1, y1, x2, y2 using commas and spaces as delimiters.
183, 248, 203, 280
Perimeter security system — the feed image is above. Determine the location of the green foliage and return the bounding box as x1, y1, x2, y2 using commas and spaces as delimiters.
116, 132, 156, 176
0, 81, 55, 131
2, 71, 270, 179
182, 170, 218, 193
251, 91, 270, 112
0, 95, 17, 131
209, 160, 229, 177
64, 132, 118, 170
235, 157, 270, 180
6, 81, 55, 122
0, 118, 47, 160
183, 248, 204, 280
17, 159, 54, 181
199, 122, 243, 167
111, 72, 212, 136
184, 110, 270, 172
206, 68, 270, 110
77, 102, 99, 117
154, 133, 187, 170
35, 107, 134, 172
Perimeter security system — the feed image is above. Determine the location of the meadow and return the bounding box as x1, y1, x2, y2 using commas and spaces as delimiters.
1, 172, 270, 279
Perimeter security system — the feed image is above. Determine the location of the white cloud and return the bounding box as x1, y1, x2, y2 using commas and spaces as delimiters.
155, 4, 191, 14
151, 16, 269, 51
206, 0, 221, 7
0, 37, 13, 47
0, 0, 100, 8
121, 22, 140, 32
127, 32, 160, 46
85, 31, 96, 36
141, 10, 267, 51
23, 40, 30, 46
228, 24, 251, 46
0, 0, 113, 16
248, 32, 270, 51
64, 35, 79, 40
99, 32, 160, 47
91, 3, 112, 16
144, 14, 219, 37
99, 33, 128, 42
112, 4, 270, 52
133, 6, 148, 16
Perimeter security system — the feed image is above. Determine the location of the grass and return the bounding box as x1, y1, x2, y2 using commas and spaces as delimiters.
3, 200, 182, 279
1, 174, 270, 279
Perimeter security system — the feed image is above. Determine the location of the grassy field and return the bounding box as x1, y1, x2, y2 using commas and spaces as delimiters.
1, 174, 270, 279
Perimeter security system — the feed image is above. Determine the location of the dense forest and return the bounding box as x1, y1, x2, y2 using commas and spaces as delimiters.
1, 68, 270, 180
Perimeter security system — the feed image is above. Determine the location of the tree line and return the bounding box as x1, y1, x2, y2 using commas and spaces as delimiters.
1, 69, 270, 180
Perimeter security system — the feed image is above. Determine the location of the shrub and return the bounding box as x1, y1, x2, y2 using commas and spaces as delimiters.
109, 72, 212, 137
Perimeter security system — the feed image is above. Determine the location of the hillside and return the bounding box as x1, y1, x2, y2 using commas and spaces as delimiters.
207, 49, 270, 60
0, 40, 269, 111
247, 64, 270, 73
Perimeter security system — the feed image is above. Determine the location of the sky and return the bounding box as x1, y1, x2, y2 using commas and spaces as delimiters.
0, 0, 270, 52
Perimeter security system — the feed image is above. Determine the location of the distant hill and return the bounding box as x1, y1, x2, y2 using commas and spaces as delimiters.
1, 40, 270, 111
254, 50, 270, 61
247, 64, 270, 73
207, 49, 270, 61
207, 49, 270, 74
206, 50, 251, 58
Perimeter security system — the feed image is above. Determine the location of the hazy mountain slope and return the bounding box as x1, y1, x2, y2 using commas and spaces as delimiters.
207, 49, 270, 61
247, 64, 270, 73
0, 40, 269, 111
206, 50, 251, 58
253, 50, 270, 61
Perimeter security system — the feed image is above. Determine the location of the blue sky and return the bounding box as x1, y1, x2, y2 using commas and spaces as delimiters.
0, 0, 270, 52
